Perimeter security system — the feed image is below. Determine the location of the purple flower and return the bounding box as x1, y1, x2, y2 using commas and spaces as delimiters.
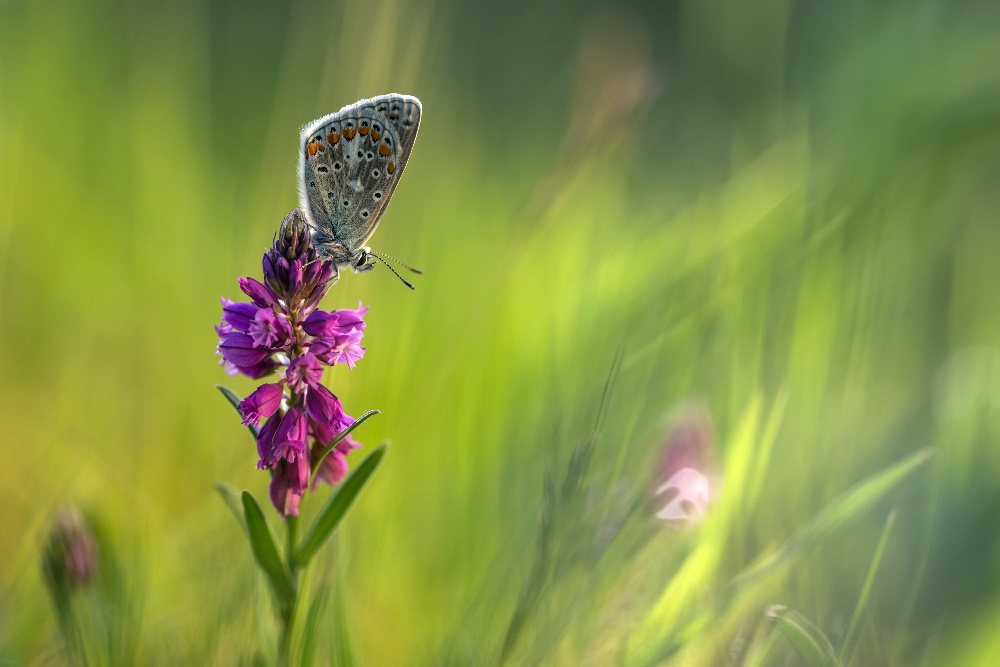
271, 407, 308, 465
305, 383, 345, 425
302, 303, 368, 338
310, 412, 355, 448
238, 383, 284, 428
312, 437, 361, 488
216, 210, 371, 516
311, 327, 366, 368
223, 357, 280, 379
256, 412, 282, 469
219, 332, 272, 368
286, 353, 324, 392
314, 449, 349, 487
270, 455, 310, 517
239, 277, 279, 308
249, 308, 292, 348
221, 298, 260, 333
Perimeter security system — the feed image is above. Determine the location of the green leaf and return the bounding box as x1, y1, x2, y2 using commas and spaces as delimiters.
309, 410, 380, 486
216, 384, 259, 439
766, 605, 843, 667
297, 445, 386, 566
241, 491, 295, 609
214, 482, 247, 535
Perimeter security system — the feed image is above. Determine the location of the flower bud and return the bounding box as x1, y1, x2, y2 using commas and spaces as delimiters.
42, 507, 98, 594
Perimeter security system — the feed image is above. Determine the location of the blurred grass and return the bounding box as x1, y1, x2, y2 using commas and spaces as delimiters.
2, 0, 1000, 664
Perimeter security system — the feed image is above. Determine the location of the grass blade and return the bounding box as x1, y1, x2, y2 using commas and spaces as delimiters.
241, 491, 295, 609
214, 481, 247, 535
766, 605, 843, 667
309, 410, 380, 486
216, 384, 259, 439
742, 627, 782, 667
297, 445, 386, 566
730, 448, 933, 590
839, 509, 897, 666
299, 586, 329, 667
333, 554, 356, 667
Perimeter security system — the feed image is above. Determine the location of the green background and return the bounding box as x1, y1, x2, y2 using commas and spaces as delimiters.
2, 0, 1000, 664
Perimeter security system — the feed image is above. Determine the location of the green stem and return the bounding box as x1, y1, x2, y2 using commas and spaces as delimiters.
286, 515, 299, 573
278, 609, 295, 667
55, 597, 90, 667
279, 515, 300, 667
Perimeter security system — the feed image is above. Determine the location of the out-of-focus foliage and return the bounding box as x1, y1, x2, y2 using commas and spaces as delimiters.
1, 0, 999, 664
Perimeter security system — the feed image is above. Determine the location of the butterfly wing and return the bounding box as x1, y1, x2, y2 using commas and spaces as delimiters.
298, 94, 421, 264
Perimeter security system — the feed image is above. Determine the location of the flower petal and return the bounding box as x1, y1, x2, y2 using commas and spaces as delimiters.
218, 332, 271, 367
238, 383, 284, 428
269, 460, 302, 517
286, 354, 324, 392
305, 383, 345, 425
222, 298, 260, 333
256, 412, 282, 468
312, 448, 349, 487
239, 277, 279, 308
271, 407, 308, 463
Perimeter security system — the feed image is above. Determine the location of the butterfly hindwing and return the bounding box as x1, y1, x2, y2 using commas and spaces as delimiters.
298, 94, 421, 266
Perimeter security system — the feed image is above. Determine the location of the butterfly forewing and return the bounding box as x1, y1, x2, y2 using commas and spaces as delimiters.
297, 94, 421, 266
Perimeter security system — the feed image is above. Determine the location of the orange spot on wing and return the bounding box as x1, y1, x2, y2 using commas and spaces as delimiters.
387, 161, 395, 174
308, 143, 318, 156
317, 143, 325, 152
378, 143, 391, 157
327, 132, 340, 144
343, 127, 356, 140
359, 126, 369, 135
371, 130, 381, 141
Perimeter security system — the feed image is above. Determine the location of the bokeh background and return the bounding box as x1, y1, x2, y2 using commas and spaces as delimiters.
2, 0, 1000, 664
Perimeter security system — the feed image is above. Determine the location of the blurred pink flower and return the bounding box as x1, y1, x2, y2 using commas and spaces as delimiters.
652, 405, 715, 526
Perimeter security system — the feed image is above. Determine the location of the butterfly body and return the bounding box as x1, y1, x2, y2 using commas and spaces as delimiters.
298, 94, 421, 273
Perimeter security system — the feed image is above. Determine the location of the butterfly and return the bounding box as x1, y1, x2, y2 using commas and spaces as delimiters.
298, 94, 422, 286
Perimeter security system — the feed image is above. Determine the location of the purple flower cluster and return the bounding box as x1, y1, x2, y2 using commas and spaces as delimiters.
216, 210, 367, 516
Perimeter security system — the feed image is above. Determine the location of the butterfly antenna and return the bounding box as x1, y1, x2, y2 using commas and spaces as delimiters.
372, 250, 424, 275
371, 254, 416, 290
